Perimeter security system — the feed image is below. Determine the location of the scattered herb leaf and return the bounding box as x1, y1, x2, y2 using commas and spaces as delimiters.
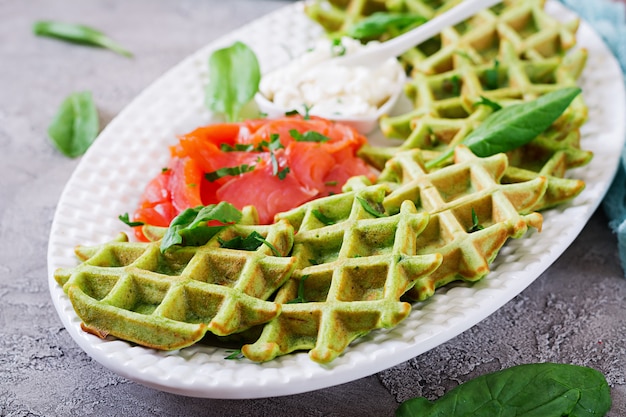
277, 166, 290, 180
220, 143, 254, 152
485, 59, 500, 90
289, 129, 332, 143
426, 87, 582, 169
286, 275, 309, 304
205, 41, 260, 122
205, 164, 255, 182
33, 21, 133, 57
467, 208, 484, 233
224, 349, 245, 360
325, 181, 338, 186
475, 95, 502, 111
47, 91, 100, 158
346, 12, 427, 40
160, 202, 242, 252
357, 196, 386, 218
118, 213, 144, 228
219, 231, 281, 256
331, 38, 347, 56
396, 363, 611, 417
445, 75, 461, 96
312, 209, 335, 225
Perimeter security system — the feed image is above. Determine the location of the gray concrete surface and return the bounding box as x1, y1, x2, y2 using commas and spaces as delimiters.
1, 1, 625, 416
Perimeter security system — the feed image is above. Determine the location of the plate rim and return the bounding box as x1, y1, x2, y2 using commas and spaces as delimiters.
47, 0, 626, 399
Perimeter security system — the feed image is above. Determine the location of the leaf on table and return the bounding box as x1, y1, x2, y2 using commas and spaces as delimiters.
395, 363, 611, 417
33, 21, 133, 57
47, 91, 100, 158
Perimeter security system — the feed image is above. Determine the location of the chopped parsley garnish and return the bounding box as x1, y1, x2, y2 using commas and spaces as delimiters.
485, 60, 500, 90
224, 349, 244, 360
277, 166, 290, 180
331, 38, 347, 56
288, 129, 332, 143
205, 164, 255, 182
357, 196, 386, 218
220, 143, 254, 152
448, 74, 461, 96
467, 208, 484, 233
475, 96, 502, 111
286, 275, 309, 304
118, 212, 144, 227
312, 209, 335, 225
219, 231, 282, 256
285, 104, 312, 119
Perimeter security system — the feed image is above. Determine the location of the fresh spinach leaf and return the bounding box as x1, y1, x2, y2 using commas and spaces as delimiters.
426, 87, 581, 169
47, 91, 100, 158
33, 21, 133, 57
347, 12, 427, 40
396, 363, 611, 417
205, 41, 260, 122
160, 202, 243, 252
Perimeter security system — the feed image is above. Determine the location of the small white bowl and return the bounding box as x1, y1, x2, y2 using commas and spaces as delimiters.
254, 67, 407, 135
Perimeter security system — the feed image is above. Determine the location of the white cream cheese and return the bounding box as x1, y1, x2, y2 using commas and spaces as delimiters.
259, 37, 404, 118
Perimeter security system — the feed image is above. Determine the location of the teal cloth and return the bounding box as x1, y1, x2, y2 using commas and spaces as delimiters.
559, 0, 626, 274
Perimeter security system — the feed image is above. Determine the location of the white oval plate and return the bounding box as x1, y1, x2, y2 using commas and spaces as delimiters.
47, 1, 626, 399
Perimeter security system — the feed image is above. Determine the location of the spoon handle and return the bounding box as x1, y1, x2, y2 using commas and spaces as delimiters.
334, 0, 503, 67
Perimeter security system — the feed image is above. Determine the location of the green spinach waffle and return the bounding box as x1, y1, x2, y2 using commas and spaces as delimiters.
55, 146, 547, 362
307, 0, 591, 211
242, 184, 443, 363
54, 220, 296, 350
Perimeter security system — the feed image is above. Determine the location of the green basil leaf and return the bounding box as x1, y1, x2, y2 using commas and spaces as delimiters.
47, 91, 100, 158
205, 41, 260, 122
426, 87, 581, 169
160, 202, 243, 252
33, 21, 132, 57
347, 12, 427, 39
396, 363, 611, 417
